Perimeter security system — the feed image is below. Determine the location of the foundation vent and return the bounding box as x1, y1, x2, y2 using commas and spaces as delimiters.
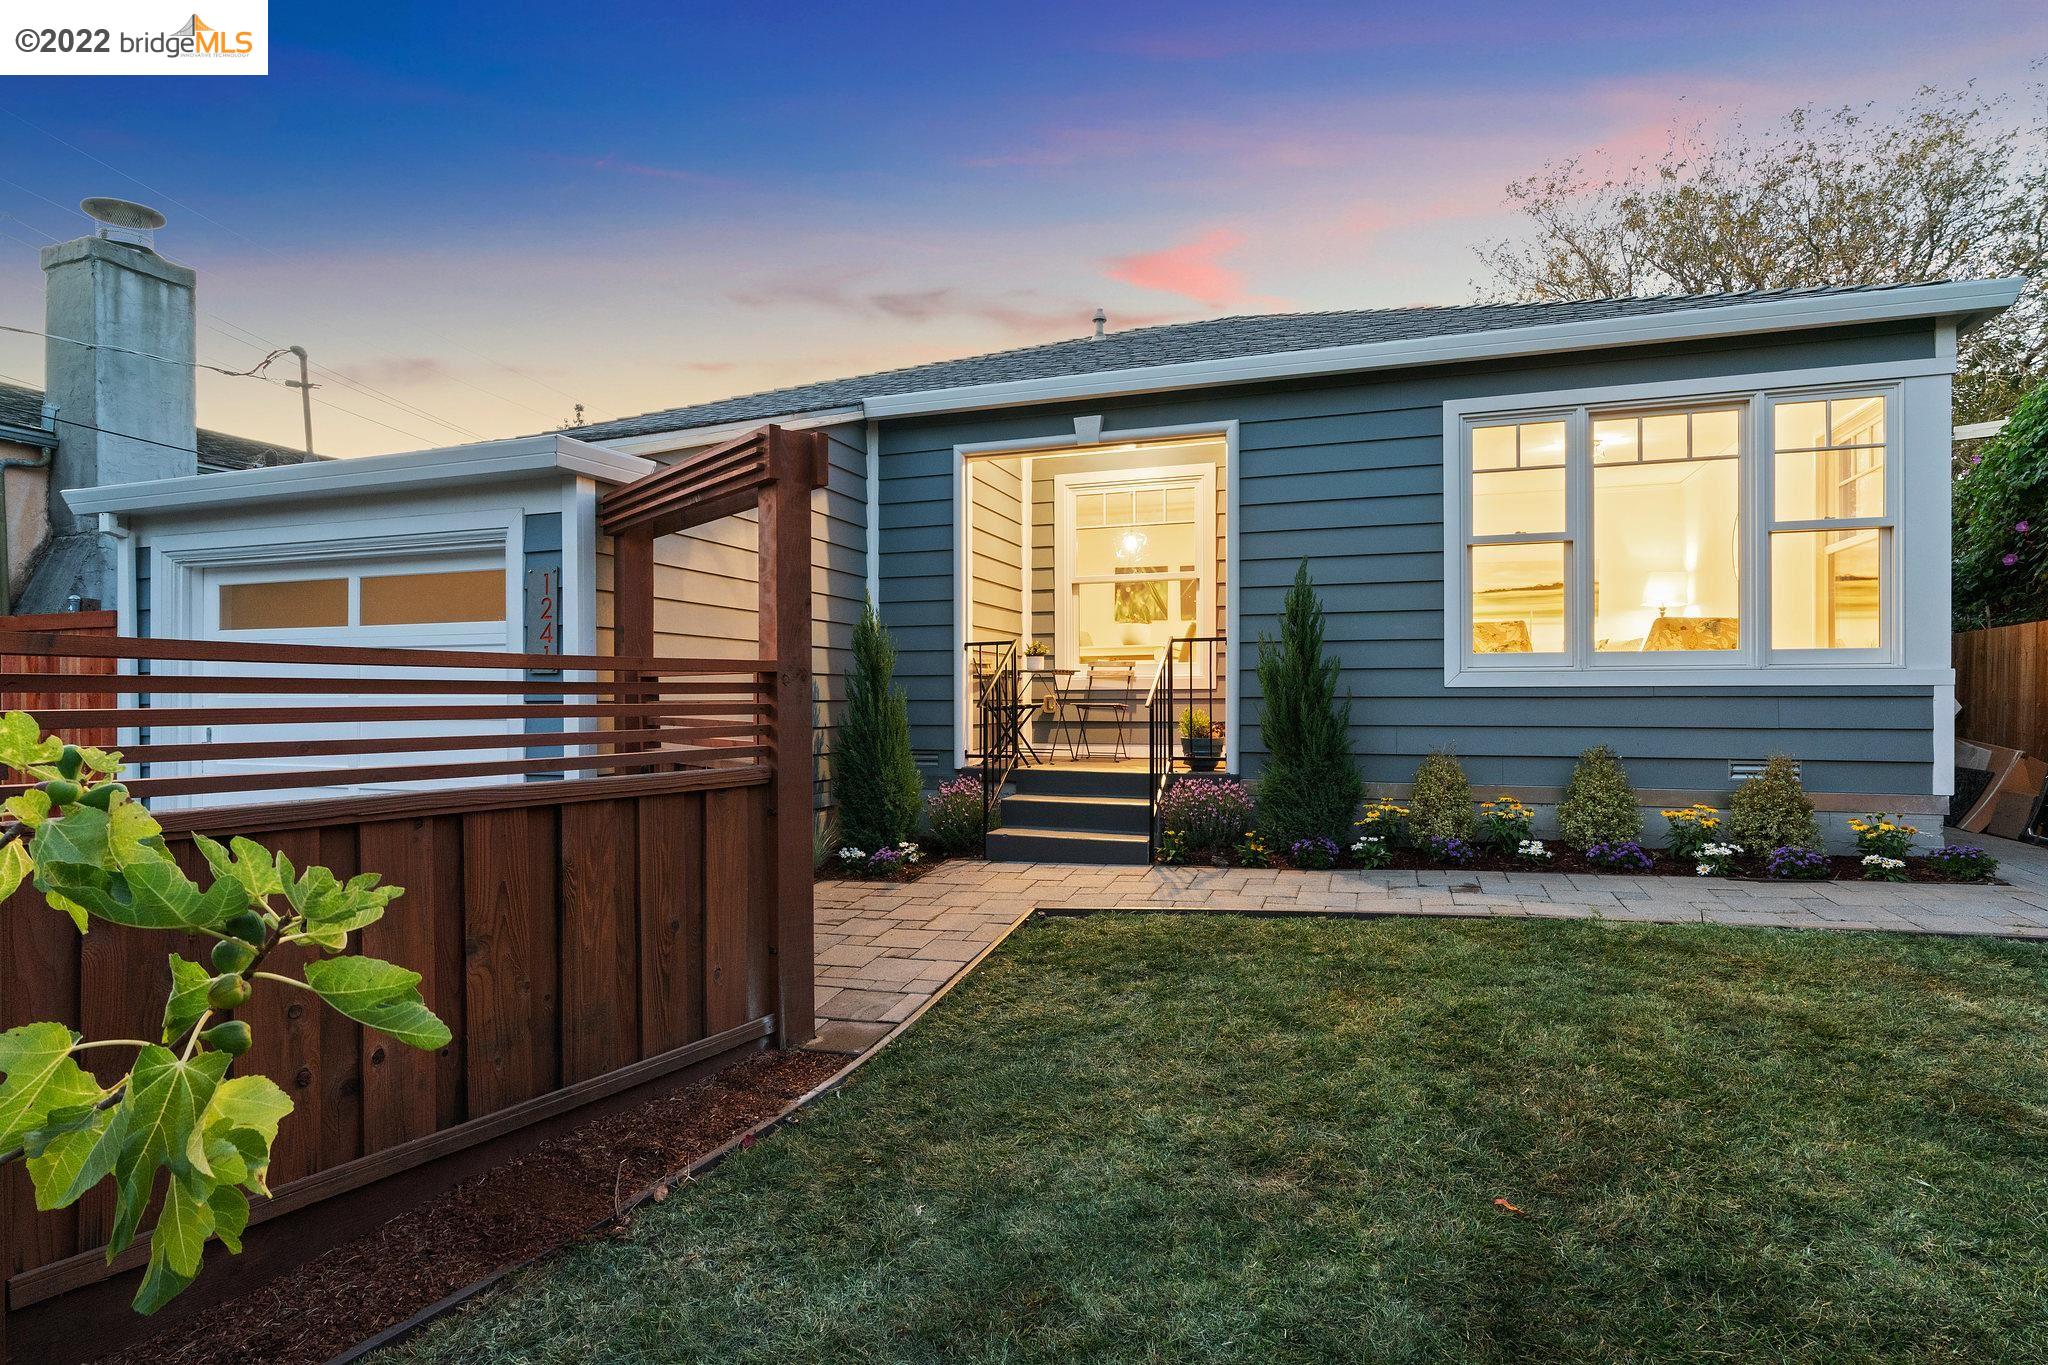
1729, 759, 1800, 781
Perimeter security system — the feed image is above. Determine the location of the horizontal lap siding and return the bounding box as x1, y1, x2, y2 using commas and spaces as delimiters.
595, 422, 867, 813
876, 323, 1940, 794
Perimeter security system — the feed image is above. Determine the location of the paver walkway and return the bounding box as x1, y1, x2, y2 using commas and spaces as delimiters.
812, 832, 2048, 1048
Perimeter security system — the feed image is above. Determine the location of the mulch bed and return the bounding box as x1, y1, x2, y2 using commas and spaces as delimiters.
98, 1048, 848, 1365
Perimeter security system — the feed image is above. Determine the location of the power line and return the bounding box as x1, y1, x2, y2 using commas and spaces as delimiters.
0, 232, 454, 451
0, 320, 297, 382
0, 109, 592, 425
0, 117, 487, 441
198, 313, 483, 441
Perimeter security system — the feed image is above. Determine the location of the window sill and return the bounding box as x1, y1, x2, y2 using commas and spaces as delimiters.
1443, 663, 1952, 690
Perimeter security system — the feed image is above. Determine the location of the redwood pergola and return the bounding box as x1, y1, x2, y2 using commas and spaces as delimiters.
600, 422, 829, 1045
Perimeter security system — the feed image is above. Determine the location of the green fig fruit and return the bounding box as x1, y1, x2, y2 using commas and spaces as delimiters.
199, 1021, 252, 1057
223, 911, 268, 946
211, 938, 257, 975
55, 745, 83, 779
78, 782, 125, 811
39, 778, 81, 807
206, 974, 253, 1011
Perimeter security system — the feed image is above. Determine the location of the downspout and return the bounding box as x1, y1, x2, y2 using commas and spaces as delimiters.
0, 400, 59, 612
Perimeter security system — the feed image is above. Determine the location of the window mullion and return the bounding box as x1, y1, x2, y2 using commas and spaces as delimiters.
1567, 406, 1592, 668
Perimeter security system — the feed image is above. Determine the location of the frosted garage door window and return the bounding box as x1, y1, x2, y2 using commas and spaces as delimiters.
359, 569, 507, 625
218, 577, 348, 630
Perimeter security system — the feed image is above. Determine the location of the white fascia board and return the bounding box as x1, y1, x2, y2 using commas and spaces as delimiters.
863, 278, 2026, 421
65, 434, 657, 519
589, 406, 863, 457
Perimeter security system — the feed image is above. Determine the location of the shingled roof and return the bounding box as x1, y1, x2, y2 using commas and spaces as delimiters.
568, 283, 1948, 442
0, 379, 319, 470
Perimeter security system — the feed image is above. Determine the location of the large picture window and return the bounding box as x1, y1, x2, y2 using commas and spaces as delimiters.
1452, 384, 1898, 679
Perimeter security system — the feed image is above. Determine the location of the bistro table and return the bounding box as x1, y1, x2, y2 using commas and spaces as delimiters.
1016, 665, 1077, 763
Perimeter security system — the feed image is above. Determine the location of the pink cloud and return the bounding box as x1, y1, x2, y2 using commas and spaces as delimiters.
1105, 229, 1257, 309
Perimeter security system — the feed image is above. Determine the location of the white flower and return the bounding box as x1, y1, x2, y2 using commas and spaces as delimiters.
1516, 839, 1550, 859
1862, 854, 1904, 870
839, 847, 865, 861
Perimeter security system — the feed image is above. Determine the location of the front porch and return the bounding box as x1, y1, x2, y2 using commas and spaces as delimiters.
952, 424, 1239, 821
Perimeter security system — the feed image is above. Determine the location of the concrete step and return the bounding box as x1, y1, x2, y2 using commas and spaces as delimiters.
1002, 792, 1151, 835
985, 826, 1151, 865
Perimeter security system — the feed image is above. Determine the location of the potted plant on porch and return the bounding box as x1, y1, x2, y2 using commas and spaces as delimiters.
1179, 708, 1223, 771
1023, 640, 1052, 671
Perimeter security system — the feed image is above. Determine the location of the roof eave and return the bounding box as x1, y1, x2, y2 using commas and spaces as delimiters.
861, 277, 2023, 421
66, 433, 654, 519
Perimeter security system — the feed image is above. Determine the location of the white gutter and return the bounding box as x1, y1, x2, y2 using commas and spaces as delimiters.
64, 434, 655, 518
1954, 419, 2008, 441
592, 406, 863, 458
862, 277, 2025, 420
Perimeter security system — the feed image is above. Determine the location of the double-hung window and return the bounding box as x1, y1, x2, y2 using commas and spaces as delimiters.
1452, 383, 1900, 682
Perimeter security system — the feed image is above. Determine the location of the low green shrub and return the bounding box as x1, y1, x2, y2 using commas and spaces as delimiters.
1730, 755, 1820, 852
1557, 746, 1641, 848
1407, 751, 1474, 841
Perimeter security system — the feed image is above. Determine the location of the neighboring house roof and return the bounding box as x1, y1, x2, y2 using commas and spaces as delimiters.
0, 379, 320, 470
569, 281, 2007, 444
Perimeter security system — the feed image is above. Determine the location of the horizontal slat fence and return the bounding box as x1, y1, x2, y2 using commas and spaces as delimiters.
0, 630, 789, 1363
1955, 621, 2048, 761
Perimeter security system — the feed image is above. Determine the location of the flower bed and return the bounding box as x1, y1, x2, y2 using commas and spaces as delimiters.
1183, 843, 2001, 883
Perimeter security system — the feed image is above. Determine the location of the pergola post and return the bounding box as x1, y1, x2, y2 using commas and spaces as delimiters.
758, 426, 820, 1045
598, 422, 824, 1048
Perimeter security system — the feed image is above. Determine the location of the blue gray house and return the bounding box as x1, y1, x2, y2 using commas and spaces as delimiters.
71, 260, 2023, 860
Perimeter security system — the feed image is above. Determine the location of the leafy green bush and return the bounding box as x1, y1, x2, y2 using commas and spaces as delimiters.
1407, 750, 1474, 841
834, 601, 922, 853
1253, 562, 1363, 844
0, 713, 449, 1315
1556, 746, 1642, 848
1729, 755, 1821, 852
1953, 379, 2048, 630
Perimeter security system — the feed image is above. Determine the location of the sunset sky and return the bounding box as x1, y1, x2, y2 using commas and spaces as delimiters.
2, 0, 2043, 456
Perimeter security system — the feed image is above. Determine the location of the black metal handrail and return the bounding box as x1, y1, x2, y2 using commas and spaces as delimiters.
965, 639, 1019, 855
1145, 634, 1229, 859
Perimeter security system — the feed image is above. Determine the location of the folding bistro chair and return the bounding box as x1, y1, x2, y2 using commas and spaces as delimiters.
1066, 662, 1136, 761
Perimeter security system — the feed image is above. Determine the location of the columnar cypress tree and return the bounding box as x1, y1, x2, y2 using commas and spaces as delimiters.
1254, 561, 1363, 843
834, 601, 922, 852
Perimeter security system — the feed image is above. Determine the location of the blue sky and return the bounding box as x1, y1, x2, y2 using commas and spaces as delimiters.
1, 1, 2042, 454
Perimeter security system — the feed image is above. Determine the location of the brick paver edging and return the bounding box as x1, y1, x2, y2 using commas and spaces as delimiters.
816, 850, 2048, 1039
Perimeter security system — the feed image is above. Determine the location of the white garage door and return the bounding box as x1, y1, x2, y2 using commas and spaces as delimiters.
166, 549, 524, 807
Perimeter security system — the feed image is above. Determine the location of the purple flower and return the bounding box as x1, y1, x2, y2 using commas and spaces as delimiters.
1584, 840, 1653, 871
2018, 520, 2032, 535
1764, 846, 1830, 880
2004, 553, 2020, 567
1427, 835, 1476, 865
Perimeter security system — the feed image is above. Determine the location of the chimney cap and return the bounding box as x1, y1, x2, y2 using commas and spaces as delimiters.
1091, 307, 1107, 340
80, 197, 164, 248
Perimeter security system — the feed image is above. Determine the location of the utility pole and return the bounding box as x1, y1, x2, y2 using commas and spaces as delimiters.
285, 345, 315, 456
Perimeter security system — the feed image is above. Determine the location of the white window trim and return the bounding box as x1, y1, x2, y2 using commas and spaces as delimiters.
1442, 358, 1955, 689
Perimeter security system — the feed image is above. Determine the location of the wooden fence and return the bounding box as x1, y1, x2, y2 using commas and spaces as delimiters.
1955, 621, 2048, 760
0, 626, 809, 1361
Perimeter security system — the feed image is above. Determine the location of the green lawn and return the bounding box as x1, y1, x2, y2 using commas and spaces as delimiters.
390, 915, 2048, 1364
